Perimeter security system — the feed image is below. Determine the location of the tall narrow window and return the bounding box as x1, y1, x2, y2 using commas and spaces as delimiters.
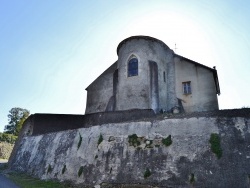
182, 81, 191, 94
163, 71, 166, 82
128, 58, 138, 77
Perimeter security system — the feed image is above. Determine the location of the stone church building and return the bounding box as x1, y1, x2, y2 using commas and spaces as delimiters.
85, 36, 220, 114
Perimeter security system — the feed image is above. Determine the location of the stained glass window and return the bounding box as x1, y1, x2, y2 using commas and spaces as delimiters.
128, 58, 138, 77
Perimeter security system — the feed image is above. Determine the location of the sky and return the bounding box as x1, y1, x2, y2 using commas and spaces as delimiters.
1, 0, 250, 132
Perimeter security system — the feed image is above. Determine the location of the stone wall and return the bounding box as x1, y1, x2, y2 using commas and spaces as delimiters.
21, 109, 156, 136
9, 110, 250, 187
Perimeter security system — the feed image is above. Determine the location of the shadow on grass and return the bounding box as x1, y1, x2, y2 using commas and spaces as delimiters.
5, 172, 73, 188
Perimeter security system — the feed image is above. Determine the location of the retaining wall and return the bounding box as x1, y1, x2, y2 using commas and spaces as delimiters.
9, 113, 250, 187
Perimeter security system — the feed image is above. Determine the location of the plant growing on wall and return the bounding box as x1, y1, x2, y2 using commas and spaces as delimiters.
47, 164, 52, 174
189, 173, 195, 184
77, 133, 82, 150
209, 133, 222, 159
98, 134, 103, 146
78, 166, 84, 177
162, 135, 172, 146
62, 165, 66, 174
128, 134, 140, 147
144, 168, 151, 179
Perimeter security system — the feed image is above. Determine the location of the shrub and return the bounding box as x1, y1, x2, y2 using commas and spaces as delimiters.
78, 166, 84, 177
62, 165, 66, 174
190, 173, 195, 183
47, 164, 52, 174
98, 134, 103, 146
0, 142, 14, 159
209, 133, 222, 159
0, 133, 17, 144
128, 134, 140, 147
162, 135, 172, 146
144, 168, 151, 179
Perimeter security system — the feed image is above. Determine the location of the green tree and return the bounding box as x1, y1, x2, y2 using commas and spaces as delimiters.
4, 107, 30, 136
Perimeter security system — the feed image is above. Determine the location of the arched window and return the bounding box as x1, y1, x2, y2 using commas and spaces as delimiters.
128, 58, 138, 77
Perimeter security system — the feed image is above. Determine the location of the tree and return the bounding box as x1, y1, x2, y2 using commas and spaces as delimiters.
4, 107, 30, 136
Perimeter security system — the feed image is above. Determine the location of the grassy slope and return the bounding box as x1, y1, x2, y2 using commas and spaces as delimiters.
7, 173, 70, 188
0, 163, 72, 188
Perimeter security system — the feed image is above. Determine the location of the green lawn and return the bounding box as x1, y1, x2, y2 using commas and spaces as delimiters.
5, 172, 73, 188
0, 163, 73, 188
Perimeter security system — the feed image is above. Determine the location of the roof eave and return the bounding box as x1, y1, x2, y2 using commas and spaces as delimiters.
174, 53, 221, 95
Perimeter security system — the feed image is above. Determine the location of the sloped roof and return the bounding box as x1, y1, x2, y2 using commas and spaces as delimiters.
117, 35, 171, 55
174, 54, 220, 95
85, 61, 117, 90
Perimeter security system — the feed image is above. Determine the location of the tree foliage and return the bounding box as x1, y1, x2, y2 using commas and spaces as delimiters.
4, 107, 30, 136
0, 133, 17, 144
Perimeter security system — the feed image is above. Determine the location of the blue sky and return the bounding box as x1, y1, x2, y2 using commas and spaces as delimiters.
1, 0, 250, 132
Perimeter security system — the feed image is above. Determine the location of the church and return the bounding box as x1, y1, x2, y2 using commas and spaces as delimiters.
11, 37, 250, 188
85, 36, 220, 114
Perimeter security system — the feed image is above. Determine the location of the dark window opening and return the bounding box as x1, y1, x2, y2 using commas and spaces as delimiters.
128, 58, 138, 77
163, 71, 166, 82
183, 81, 191, 94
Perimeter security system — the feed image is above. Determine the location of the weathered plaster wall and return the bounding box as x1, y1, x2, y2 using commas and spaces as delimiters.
10, 116, 250, 187
116, 37, 175, 112
85, 36, 218, 114
175, 56, 219, 113
85, 62, 117, 114
16, 110, 156, 136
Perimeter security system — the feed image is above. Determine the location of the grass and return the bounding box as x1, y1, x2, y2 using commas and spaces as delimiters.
209, 133, 222, 159
0, 142, 14, 159
6, 172, 72, 188
162, 135, 172, 147
0, 163, 8, 171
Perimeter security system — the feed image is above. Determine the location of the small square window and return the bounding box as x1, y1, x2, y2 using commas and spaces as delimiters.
182, 82, 191, 94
